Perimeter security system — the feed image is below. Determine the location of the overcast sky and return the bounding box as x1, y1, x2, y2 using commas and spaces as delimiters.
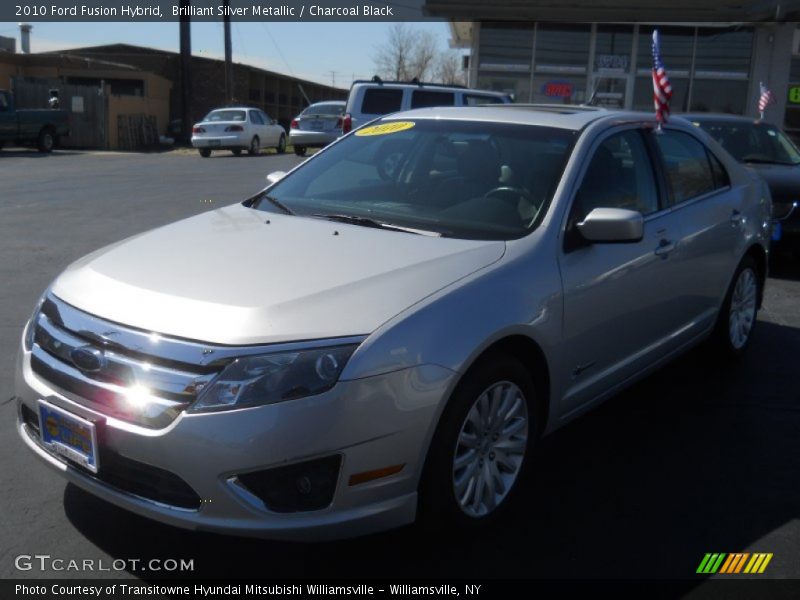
0, 21, 454, 88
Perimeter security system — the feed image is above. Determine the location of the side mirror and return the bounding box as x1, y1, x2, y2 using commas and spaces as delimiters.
265, 171, 286, 185
577, 207, 644, 243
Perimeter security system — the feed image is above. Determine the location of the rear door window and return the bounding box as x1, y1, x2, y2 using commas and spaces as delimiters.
410, 90, 456, 109
709, 152, 730, 189
361, 89, 403, 115
654, 131, 716, 204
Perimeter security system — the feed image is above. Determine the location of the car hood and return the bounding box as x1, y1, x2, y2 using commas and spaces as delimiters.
746, 162, 800, 201
52, 204, 505, 345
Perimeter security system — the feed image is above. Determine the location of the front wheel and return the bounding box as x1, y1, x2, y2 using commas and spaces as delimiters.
276, 134, 286, 154
711, 255, 761, 358
231, 148, 242, 156
418, 354, 536, 530
294, 145, 307, 157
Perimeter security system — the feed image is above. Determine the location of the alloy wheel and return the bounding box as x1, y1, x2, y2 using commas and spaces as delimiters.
452, 381, 529, 518
729, 267, 757, 350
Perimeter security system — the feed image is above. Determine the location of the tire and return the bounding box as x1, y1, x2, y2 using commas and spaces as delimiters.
37, 127, 55, 153
276, 134, 286, 154
710, 255, 761, 358
248, 136, 260, 156
418, 353, 537, 531
198, 148, 211, 158
294, 145, 307, 157
231, 148, 242, 156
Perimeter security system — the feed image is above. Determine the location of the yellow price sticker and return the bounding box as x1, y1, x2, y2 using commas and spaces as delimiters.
355, 121, 415, 136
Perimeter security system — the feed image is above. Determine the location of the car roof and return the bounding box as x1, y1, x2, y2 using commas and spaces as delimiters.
309, 100, 345, 105
209, 106, 253, 111
377, 104, 676, 131
352, 81, 504, 95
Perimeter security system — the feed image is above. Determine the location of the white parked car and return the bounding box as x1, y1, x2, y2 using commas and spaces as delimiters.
191, 107, 287, 157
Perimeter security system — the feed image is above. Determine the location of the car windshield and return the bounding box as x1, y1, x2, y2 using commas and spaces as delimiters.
302, 103, 345, 116
205, 110, 247, 122
695, 120, 800, 165
251, 119, 576, 240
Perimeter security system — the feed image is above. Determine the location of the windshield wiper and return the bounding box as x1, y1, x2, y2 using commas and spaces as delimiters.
260, 194, 294, 215
311, 213, 442, 237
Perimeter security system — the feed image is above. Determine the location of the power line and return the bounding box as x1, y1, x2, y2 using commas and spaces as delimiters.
258, 22, 295, 78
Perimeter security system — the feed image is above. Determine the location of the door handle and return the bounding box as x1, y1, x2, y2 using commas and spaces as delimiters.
654, 238, 676, 256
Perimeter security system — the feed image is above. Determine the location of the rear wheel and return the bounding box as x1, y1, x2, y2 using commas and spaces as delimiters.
198, 148, 211, 158
294, 145, 307, 157
248, 136, 260, 156
711, 255, 761, 358
37, 127, 55, 153
418, 354, 536, 530
277, 134, 286, 154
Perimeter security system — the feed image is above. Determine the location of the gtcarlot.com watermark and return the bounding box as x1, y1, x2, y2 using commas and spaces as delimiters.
14, 554, 194, 573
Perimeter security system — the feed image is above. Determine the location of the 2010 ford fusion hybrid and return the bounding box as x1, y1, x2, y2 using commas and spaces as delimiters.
15, 105, 772, 540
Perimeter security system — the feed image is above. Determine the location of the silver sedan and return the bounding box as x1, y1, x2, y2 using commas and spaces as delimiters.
288, 101, 345, 156
15, 106, 771, 540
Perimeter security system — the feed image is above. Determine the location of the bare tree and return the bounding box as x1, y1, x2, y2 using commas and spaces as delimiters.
373, 24, 448, 82
435, 50, 466, 86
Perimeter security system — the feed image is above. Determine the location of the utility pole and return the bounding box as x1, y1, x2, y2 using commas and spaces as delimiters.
179, 0, 192, 144
223, 0, 233, 103
329, 71, 338, 88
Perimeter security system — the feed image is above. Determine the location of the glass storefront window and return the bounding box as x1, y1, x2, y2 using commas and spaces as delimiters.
595, 25, 634, 73
694, 27, 753, 75
479, 22, 534, 72
633, 77, 689, 113
690, 79, 749, 114
535, 24, 591, 72
476, 72, 531, 103
531, 75, 587, 105
637, 26, 694, 73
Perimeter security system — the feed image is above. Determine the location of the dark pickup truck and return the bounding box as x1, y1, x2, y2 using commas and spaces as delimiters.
0, 89, 70, 152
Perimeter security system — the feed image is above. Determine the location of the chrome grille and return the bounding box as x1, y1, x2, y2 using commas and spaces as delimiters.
31, 294, 226, 429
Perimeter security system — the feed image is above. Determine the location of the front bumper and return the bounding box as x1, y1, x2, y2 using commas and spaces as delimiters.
288, 130, 340, 147
15, 343, 455, 540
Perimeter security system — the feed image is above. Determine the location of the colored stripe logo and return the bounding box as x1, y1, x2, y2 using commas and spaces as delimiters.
697, 553, 773, 574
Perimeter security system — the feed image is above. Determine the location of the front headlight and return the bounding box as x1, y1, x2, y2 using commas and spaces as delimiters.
189, 344, 359, 412
23, 294, 47, 351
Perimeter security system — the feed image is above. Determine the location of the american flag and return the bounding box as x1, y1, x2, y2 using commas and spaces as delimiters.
652, 30, 673, 127
758, 82, 776, 115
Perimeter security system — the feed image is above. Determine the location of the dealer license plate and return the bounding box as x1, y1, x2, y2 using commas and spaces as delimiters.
38, 400, 99, 473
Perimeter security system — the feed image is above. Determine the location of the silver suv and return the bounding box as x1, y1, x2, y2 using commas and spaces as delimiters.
342, 78, 512, 134
15, 106, 771, 540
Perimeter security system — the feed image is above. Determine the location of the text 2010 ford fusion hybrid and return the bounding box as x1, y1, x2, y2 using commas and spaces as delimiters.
15, 106, 772, 539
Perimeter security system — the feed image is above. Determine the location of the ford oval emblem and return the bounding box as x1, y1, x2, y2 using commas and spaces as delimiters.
70, 346, 105, 372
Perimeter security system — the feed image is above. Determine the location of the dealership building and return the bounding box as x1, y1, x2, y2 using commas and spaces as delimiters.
426, 1, 800, 137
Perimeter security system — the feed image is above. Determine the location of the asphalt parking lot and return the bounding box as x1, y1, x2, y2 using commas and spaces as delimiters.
1, 148, 799, 587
